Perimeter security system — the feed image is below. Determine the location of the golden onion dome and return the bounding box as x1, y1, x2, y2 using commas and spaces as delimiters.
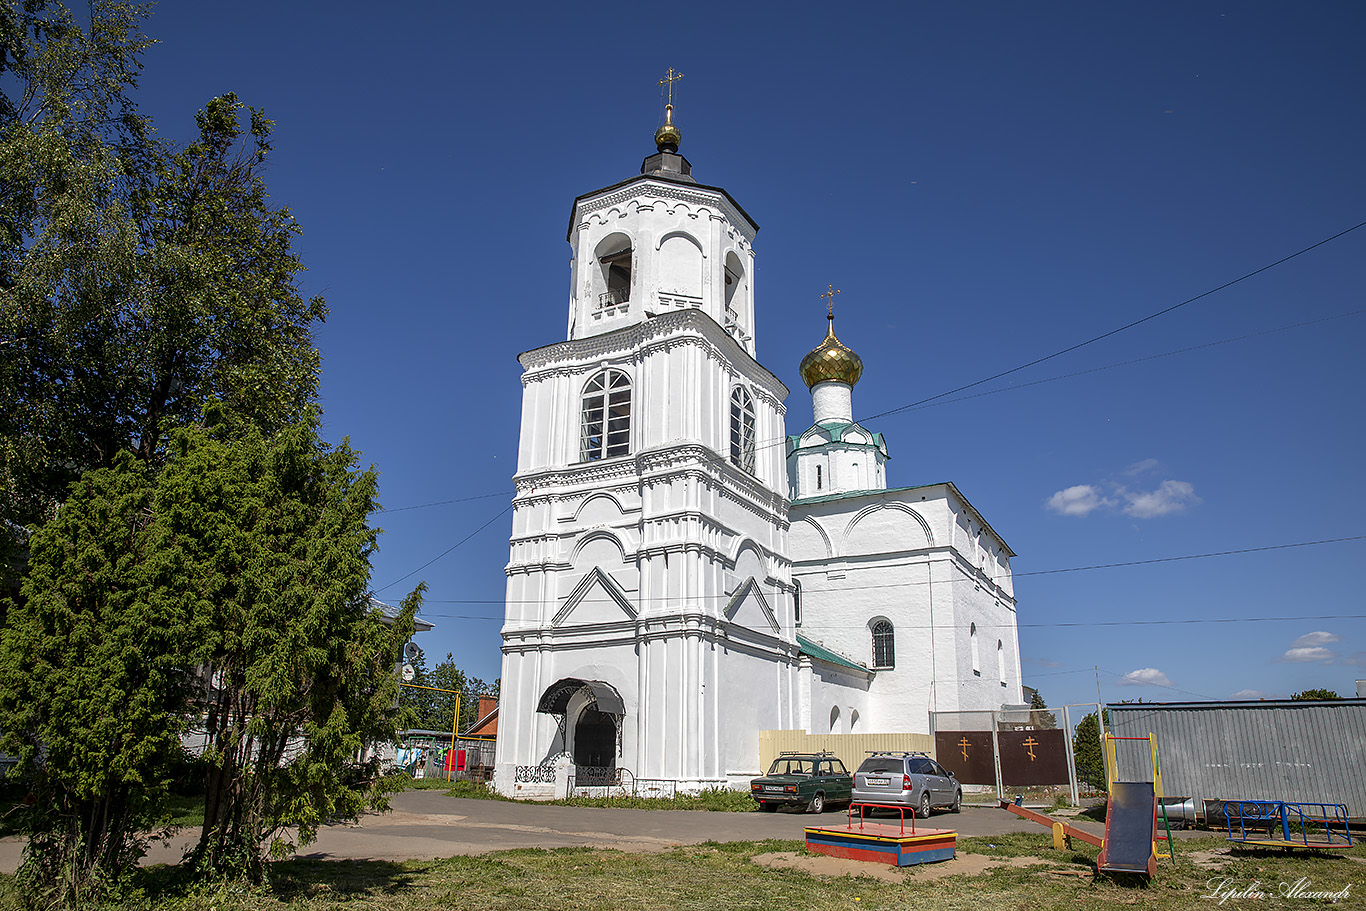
799, 315, 863, 388
654, 103, 681, 153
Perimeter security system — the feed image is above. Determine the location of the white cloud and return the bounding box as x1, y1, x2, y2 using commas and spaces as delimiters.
1122, 480, 1200, 518
1229, 689, 1277, 700
1118, 667, 1173, 687
1290, 631, 1340, 649
1124, 458, 1160, 476
1046, 484, 1112, 517
1280, 647, 1335, 664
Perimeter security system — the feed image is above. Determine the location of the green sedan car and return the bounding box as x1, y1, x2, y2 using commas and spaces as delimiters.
749, 752, 853, 813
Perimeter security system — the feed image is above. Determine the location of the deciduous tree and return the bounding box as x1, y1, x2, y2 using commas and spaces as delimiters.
1290, 688, 1339, 700
1, 2, 325, 602
1071, 709, 1108, 792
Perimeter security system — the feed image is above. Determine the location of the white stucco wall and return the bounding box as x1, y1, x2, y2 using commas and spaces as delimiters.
789, 484, 1021, 735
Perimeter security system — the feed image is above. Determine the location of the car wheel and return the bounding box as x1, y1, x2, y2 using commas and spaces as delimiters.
808, 792, 825, 814
760, 802, 777, 812
919, 792, 931, 819
951, 790, 962, 813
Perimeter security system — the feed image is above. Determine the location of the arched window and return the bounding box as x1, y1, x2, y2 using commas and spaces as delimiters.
581, 370, 631, 461
793, 580, 802, 628
970, 622, 980, 676
829, 705, 841, 733
997, 640, 1006, 686
871, 619, 895, 669
729, 386, 756, 473
816, 465, 823, 490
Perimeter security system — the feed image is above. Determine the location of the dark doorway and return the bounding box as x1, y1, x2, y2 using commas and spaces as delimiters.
574, 708, 617, 768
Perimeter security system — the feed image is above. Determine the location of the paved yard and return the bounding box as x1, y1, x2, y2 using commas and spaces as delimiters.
0, 791, 1100, 873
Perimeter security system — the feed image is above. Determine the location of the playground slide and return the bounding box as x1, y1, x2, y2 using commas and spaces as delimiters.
1097, 781, 1156, 875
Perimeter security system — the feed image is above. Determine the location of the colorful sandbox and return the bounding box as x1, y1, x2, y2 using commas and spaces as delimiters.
805, 805, 957, 867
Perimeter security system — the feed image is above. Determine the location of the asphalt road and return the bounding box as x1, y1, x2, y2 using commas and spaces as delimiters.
0, 792, 1100, 872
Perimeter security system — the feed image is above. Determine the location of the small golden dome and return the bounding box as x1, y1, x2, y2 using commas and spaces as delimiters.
799, 315, 863, 388
654, 103, 681, 152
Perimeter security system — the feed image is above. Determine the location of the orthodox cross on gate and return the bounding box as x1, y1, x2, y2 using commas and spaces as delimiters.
821, 284, 841, 317
1023, 735, 1039, 761
658, 68, 685, 105
958, 737, 971, 762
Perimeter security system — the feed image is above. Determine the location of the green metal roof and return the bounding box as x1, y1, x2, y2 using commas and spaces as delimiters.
789, 483, 934, 507
797, 634, 872, 675
786, 421, 888, 457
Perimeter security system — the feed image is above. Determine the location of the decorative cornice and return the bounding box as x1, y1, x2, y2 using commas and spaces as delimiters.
518, 308, 787, 398
574, 180, 757, 244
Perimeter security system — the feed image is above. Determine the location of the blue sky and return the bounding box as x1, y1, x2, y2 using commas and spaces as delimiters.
131, 2, 1365, 711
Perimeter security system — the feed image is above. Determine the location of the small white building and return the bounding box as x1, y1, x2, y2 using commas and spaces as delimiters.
492, 106, 1020, 797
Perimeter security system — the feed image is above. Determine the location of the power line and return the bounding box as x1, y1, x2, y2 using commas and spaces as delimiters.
415, 610, 1366, 629
376, 222, 1366, 587
373, 503, 514, 594
893, 308, 1366, 414
382, 491, 512, 513
856, 219, 1366, 424
1017, 534, 1366, 577
375, 308, 1362, 520
379, 224, 1365, 521
407, 533, 1366, 606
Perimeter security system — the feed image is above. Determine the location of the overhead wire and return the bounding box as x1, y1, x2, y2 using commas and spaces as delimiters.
372, 221, 1366, 592
373, 308, 1363, 516
404, 532, 1365, 608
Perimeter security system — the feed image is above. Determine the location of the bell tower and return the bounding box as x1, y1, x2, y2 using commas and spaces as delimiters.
564, 73, 758, 355
495, 82, 799, 796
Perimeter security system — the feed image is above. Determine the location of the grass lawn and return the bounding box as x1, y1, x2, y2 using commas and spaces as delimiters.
403, 777, 758, 812
2, 830, 1359, 910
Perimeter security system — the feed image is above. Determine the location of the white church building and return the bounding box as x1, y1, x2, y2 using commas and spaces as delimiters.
492, 104, 1021, 796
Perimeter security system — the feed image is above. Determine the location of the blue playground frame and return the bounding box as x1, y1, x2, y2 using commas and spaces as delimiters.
1223, 800, 1353, 849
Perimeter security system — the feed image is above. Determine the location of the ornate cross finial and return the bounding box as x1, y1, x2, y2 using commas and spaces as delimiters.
658, 68, 685, 106
820, 284, 841, 317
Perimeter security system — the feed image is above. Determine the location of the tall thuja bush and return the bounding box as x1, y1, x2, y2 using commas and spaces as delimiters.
0, 453, 190, 907
152, 417, 418, 880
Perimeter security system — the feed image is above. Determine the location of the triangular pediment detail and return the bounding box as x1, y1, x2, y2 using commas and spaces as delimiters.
723, 577, 779, 633
553, 567, 636, 626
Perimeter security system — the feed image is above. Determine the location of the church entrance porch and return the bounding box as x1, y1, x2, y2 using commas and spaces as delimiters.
573, 707, 618, 784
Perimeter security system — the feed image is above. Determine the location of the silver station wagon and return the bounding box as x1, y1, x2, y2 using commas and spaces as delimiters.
851, 751, 962, 817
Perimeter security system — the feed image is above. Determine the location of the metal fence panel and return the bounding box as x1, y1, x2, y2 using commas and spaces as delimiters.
1107, 701, 1366, 818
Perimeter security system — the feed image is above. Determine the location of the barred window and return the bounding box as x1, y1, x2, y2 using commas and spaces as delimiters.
729, 386, 756, 473
580, 370, 631, 461
871, 619, 895, 670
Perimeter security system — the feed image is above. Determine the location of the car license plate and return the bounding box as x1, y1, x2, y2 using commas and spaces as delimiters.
765, 786, 783, 792
868, 778, 888, 786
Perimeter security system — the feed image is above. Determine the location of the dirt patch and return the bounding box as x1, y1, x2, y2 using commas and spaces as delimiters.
1185, 847, 1231, 870
752, 850, 1069, 882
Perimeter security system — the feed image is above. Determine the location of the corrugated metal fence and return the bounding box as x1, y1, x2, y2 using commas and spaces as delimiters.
759, 730, 935, 775
1108, 701, 1366, 819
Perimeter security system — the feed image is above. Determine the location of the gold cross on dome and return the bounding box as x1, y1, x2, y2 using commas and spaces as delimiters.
658, 68, 685, 106
821, 284, 841, 316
